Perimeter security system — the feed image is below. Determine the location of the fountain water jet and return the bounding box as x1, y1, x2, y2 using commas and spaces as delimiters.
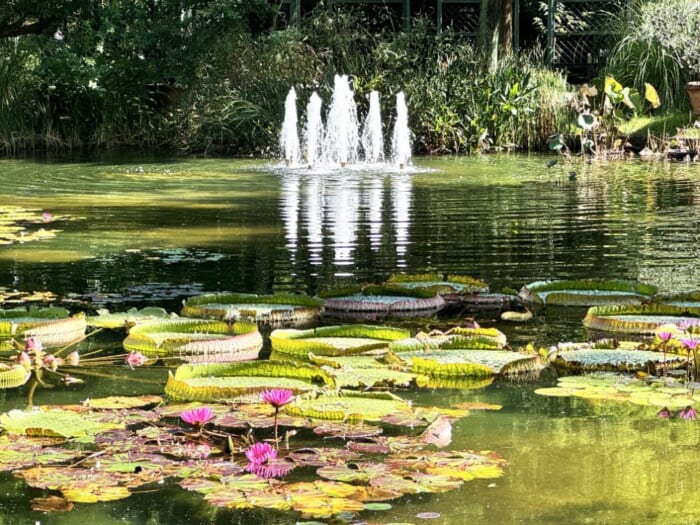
280, 88, 301, 166
280, 76, 412, 169
391, 91, 411, 168
303, 92, 324, 168
361, 91, 384, 163
323, 74, 360, 167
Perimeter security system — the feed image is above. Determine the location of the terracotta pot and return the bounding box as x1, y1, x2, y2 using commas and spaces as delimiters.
687, 81, 700, 115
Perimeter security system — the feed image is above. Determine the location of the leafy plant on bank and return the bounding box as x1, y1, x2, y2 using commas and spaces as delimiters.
604, 0, 700, 111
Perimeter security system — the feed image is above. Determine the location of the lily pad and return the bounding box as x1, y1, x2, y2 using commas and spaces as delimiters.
284, 390, 414, 422
519, 279, 656, 306
182, 292, 323, 326
386, 273, 488, 295
321, 285, 445, 320
398, 349, 542, 378
164, 360, 335, 401
0, 307, 87, 349
87, 307, 172, 329
270, 325, 410, 360
0, 408, 121, 438
535, 372, 698, 408
124, 318, 262, 362
583, 304, 700, 334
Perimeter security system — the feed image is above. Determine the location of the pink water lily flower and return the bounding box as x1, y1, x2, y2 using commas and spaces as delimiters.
680, 406, 698, 420
261, 389, 294, 408
681, 338, 699, 351
125, 351, 147, 368
657, 331, 674, 343
245, 442, 277, 464
180, 406, 214, 428
657, 407, 673, 419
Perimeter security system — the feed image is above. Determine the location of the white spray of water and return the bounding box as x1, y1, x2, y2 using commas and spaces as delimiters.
280, 88, 301, 166
391, 91, 412, 168
303, 91, 324, 168
361, 90, 384, 163
323, 74, 360, 166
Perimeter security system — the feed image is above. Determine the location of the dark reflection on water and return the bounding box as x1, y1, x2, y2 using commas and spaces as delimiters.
0, 155, 699, 524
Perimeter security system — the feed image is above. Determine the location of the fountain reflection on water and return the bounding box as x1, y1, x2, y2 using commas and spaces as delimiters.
280, 74, 411, 169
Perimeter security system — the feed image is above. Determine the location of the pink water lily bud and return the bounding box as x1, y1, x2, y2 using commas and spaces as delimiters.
42, 354, 58, 372
17, 352, 32, 371
66, 351, 80, 366
25, 337, 43, 352
680, 406, 698, 420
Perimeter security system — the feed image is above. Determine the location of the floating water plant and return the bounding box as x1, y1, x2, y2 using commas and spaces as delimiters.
388, 326, 508, 352
270, 324, 410, 360
0, 206, 63, 245
0, 391, 506, 519
547, 341, 686, 373
519, 279, 657, 306
535, 372, 698, 409
123, 318, 262, 363
0, 307, 87, 350
583, 303, 700, 335
320, 285, 445, 320
307, 354, 429, 389
396, 349, 542, 378
87, 307, 172, 329
385, 273, 489, 295
181, 292, 323, 326
164, 360, 336, 402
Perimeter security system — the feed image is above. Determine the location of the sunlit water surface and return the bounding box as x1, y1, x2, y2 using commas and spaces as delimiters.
0, 155, 699, 524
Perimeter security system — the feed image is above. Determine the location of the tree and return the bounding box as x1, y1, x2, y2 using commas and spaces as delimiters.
477, 0, 514, 72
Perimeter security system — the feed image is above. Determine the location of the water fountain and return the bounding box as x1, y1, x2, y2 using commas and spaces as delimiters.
323, 74, 360, 167
280, 74, 412, 169
303, 92, 324, 168
391, 91, 411, 168
280, 88, 301, 166
361, 91, 384, 163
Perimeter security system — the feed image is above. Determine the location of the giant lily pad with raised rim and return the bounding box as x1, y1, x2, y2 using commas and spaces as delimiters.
385, 273, 489, 295
87, 307, 172, 329
657, 291, 700, 309
320, 285, 445, 320
583, 303, 700, 335
164, 360, 335, 401
519, 279, 657, 306
388, 326, 507, 353
181, 292, 323, 326
270, 324, 410, 360
547, 341, 686, 373
123, 318, 262, 362
283, 390, 414, 422
307, 354, 429, 389
0, 307, 87, 350
395, 349, 542, 378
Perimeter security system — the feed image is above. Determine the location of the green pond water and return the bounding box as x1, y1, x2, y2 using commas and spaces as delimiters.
0, 155, 699, 524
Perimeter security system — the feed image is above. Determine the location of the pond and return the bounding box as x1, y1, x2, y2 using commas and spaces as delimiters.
0, 155, 699, 524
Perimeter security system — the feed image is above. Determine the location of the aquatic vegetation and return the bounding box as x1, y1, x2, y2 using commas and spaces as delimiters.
181, 406, 215, 428
0, 392, 505, 519
0, 307, 87, 350
164, 360, 336, 402
583, 303, 700, 334
87, 307, 171, 329
182, 292, 324, 326
398, 349, 542, 378
321, 285, 446, 320
123, 318, 262, 363
547, 340, 686, 374
385, 273, 489, 295
270, 324, 410, 360
535, 372, 698, 409
519, 279, 657, 306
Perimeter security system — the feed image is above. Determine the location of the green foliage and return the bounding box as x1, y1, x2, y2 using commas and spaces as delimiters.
604, 0, 699, 111
0, 4, 571, 154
